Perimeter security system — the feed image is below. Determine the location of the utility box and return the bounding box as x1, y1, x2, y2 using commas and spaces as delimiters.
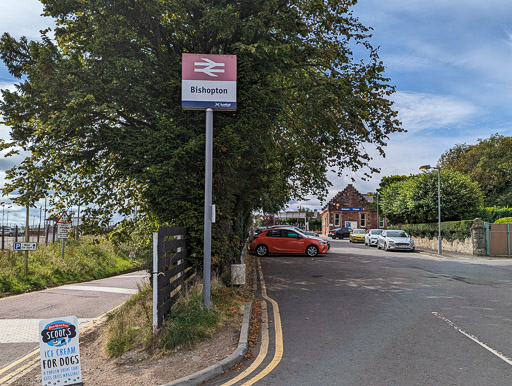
231, 264, 246, 286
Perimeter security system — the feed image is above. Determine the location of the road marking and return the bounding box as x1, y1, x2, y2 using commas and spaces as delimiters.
240, 258, 284, 386
222, 301, 269, 386
57, 285, 138, 294
432, 312, 512, 366
0, 297, 129, 383
114, 274, 149, 278
0, 350, 39, 376
0, 356, 40, 384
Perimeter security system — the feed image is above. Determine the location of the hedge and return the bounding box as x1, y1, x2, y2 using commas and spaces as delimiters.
479, 207, 512, 222
495, 217, 512, 224
389, 220, 474, 242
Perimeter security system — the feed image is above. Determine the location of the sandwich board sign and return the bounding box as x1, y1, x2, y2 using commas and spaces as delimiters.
181, 53, 237, 111
39, 316, 82, 386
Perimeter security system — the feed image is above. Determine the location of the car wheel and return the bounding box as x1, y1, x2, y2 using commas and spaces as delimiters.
377, 243, 381, 249
340, 235, 344, 240
255, 244, 268, 257
306, 245, 319, 257
384, 243, 389, 251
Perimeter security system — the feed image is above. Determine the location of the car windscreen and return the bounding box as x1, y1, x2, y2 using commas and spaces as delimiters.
370, 230, 383, 235
387, 231, 408, 238
353, 230, 366, 234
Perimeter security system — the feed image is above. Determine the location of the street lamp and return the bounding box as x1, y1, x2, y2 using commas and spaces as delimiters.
419, 164, 441, 255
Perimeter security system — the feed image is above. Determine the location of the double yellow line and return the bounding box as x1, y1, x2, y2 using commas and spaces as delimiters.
223, 257, 284, 386
0, 307, 118, 384
0, 349, 40, 384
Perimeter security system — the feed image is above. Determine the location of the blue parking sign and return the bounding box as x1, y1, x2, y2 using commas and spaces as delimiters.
14, 242, 21, 250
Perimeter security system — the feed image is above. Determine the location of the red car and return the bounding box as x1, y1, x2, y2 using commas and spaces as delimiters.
250, 228, 328, 257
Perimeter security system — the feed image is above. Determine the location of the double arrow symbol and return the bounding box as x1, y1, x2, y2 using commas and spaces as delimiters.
194, 58, 225, 77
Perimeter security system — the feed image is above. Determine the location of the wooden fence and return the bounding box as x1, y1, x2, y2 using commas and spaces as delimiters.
485, 222, 512, 257
152, 226, 195, 330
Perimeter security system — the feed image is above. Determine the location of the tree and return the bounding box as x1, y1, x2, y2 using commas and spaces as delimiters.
0, 0, 402, 265
379, 170, 482, 224
438, 134, 512, 207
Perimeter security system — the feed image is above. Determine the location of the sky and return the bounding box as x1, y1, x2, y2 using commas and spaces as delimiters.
1, 0, 512, 224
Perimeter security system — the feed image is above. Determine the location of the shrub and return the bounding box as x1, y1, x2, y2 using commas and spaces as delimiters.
495, 217, 512, 224
480, 207, 512, 222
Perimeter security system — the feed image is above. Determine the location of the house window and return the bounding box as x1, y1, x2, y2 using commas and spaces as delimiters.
360, 213, 366, 228
334, 213, 340, 226
379, 216, 384, 228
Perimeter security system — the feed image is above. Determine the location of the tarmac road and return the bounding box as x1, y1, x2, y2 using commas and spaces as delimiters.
0, 270, 149, 383
217, 239, 512, 385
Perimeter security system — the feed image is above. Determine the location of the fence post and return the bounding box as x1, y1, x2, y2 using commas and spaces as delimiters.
484, 222, 490, 255
471, 219, 487, 256
508, 223, 511, 258
152, 231, 158, 333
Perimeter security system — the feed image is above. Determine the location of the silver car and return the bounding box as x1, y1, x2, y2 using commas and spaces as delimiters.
364, 229, 383, 246
377, 230, 415, 251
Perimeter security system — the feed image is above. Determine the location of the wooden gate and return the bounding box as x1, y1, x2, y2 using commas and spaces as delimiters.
485, 223, 512, 256
152, 226, 195, 330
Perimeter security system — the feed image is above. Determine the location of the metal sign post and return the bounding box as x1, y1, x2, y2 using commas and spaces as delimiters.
203, 108, 213, 309
182, 53, 237, 309
57, 211, 72, 260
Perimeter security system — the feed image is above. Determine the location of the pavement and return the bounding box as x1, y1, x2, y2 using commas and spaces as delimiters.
0, 272, 149, 384
416, 247, 512, 261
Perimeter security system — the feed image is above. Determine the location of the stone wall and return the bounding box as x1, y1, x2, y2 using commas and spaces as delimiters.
409, 218, 487, 256
411, 235, 473, 255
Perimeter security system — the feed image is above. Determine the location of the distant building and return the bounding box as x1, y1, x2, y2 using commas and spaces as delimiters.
320, 184, 385, 235
277, 210, 318, 220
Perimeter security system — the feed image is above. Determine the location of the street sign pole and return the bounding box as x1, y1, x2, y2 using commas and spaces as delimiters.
182, 53, 236, 310
24, 204, 29, 276
203, 108, 213, 309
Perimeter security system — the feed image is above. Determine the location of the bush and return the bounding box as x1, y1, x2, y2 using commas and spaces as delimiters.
480, 207, 512, 222
105, 278, 251, 357
495, 217, 512, 224
390, 220, 474, 242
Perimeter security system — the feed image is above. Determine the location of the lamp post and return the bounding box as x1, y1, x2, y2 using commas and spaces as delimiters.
419, 165, 441, 255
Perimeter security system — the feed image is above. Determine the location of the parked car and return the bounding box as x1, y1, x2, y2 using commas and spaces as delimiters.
7, 227, 22, 237
377, 230, 415, 251
250, 227, 329, 257
329, 227, 352, 239
267, 225, 319, 237
273, 226, 329, 249
349, 229, 367, 243
365, 229, 383, 246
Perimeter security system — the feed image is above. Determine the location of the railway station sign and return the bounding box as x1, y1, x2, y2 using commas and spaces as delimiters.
182, 53, 237, 110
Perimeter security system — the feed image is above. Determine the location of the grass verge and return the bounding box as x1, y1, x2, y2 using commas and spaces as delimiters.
0, 236, 148, 296
104, 277, 251, 358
